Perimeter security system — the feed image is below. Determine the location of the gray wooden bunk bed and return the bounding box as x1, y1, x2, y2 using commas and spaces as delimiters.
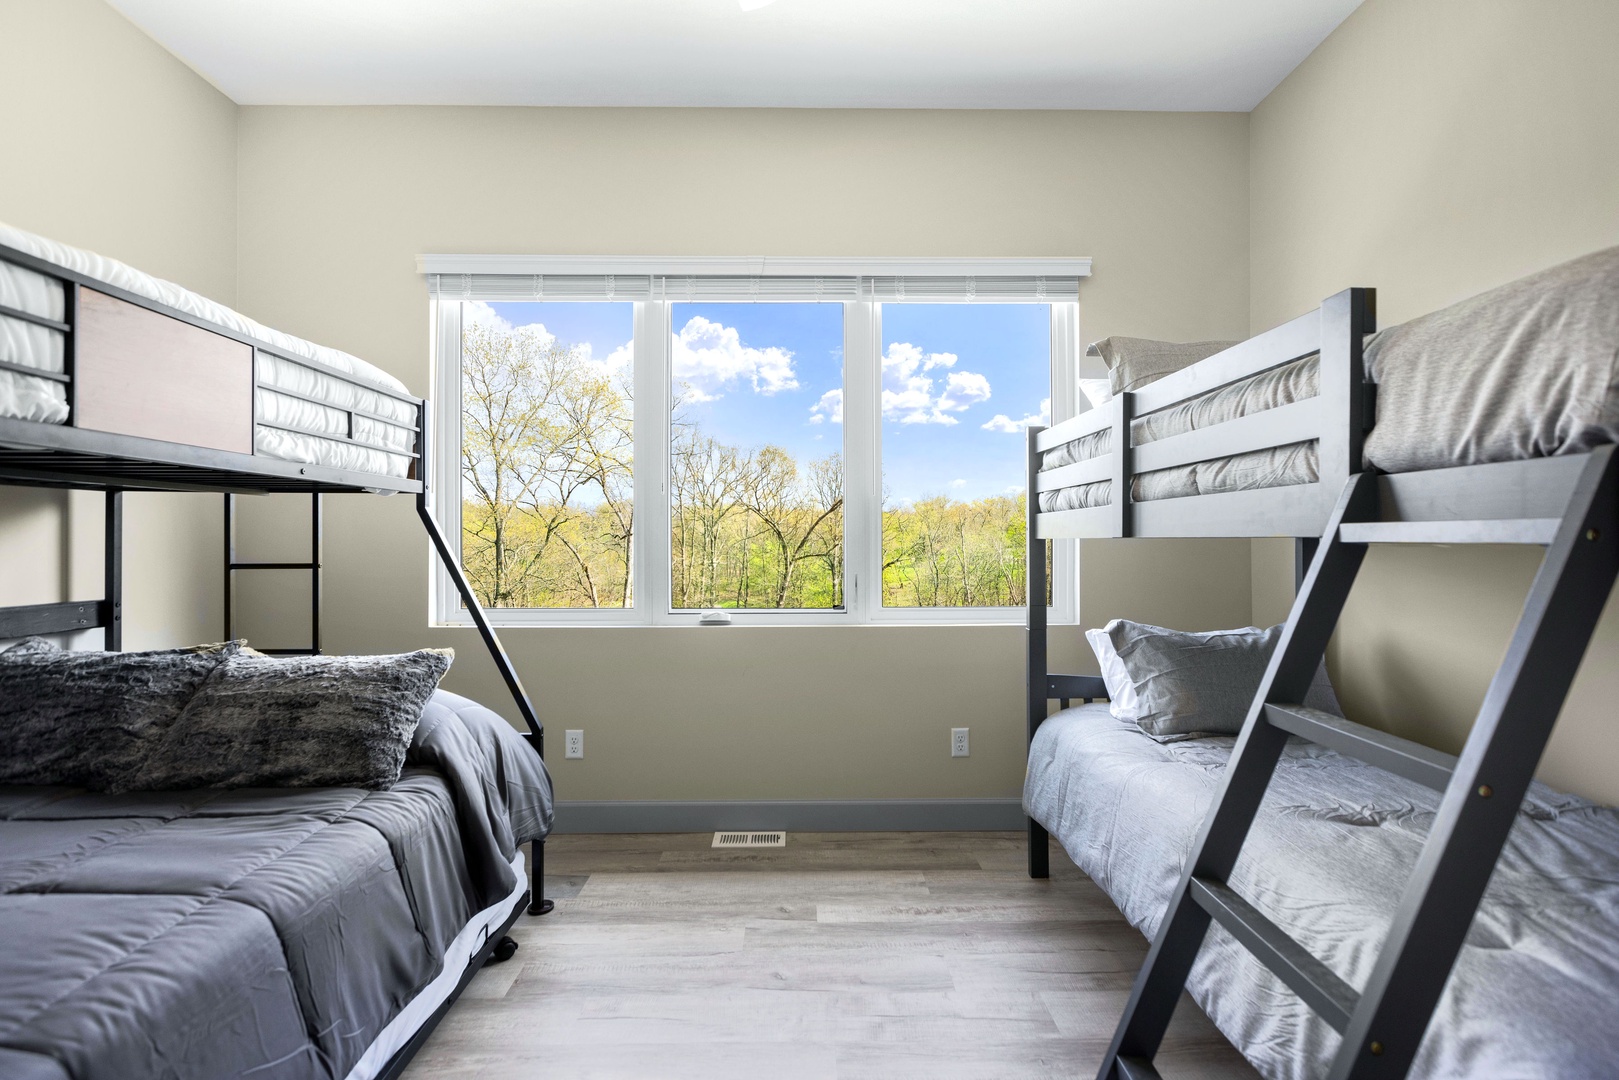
0, 226, 552, 1079
1023, 248, 1619, 1080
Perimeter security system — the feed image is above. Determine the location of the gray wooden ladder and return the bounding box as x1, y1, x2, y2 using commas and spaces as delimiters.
224, 492, 322, 654
1096, 445, 1619, 1080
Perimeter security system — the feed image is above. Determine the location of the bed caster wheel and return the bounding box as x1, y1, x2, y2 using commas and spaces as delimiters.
487, 936, 519, 964
528, 898, 555, 916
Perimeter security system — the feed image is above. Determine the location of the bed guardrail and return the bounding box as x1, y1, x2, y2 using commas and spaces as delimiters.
1029, 288, 1376, 542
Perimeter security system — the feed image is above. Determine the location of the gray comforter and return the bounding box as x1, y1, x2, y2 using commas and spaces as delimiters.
1025, 704, 1619, 1080
0, 690, 553, 1080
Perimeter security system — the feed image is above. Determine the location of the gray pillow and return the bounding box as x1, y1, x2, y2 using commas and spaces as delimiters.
0, 638, 241, 790
125, 649, 454, 792
1102, 620, 1340, 740
1089, 337, 1241, 396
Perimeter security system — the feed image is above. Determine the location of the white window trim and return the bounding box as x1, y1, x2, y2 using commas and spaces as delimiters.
425, 256, 1088, 628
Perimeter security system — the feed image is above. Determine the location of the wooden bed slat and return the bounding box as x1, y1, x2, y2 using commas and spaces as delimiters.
1035, 402, 1113, 452
1131, 397, 1323, 476
1132, 309, 1320, 414
1034, 453, 1112, 492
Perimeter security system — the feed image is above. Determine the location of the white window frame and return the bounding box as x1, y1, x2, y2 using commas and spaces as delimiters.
424, 256, 1088, 628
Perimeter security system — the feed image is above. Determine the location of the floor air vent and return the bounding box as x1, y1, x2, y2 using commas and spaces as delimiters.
712, 831, 787, 848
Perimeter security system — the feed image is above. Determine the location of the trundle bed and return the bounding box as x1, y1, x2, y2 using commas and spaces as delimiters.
1023, 247, 1619, 1079
0, 223, 554, 1080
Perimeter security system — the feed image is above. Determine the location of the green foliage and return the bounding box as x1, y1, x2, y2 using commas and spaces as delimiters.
460, 321, 1031, 610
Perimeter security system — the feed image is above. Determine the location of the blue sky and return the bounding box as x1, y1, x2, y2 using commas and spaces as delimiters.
481, 300, 1050, 503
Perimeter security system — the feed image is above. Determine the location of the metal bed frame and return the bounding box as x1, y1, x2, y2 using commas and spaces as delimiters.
1023, 287, 1619, 1079
0, 239, 553, 1076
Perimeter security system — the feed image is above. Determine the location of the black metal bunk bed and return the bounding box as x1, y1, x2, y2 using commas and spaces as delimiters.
0, 236, 552, 1078
1023, 286, 1619, 1080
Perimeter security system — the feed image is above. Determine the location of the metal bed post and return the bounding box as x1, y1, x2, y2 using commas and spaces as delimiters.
104, 489, 122, 651
1026, 425, 1050, 879
415, 400, 552, 917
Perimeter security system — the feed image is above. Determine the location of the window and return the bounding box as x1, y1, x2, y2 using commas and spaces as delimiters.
455, 301, 634, 609
879, 304, 1049, 609
427, 259, 1084, 626
669, 303, 845, 611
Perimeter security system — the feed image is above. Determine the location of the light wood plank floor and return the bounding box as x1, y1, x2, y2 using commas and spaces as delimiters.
404, 832, 1261, 1080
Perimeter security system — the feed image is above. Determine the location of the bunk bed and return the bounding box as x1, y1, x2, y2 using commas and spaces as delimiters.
0, 223, 554, 1080
1022, 246, 1619, 1080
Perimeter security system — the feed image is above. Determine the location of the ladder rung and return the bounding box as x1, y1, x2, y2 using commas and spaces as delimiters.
1115, 1056, 1163, 1080
1264, 704, 1456, 791
1188, 877, 1359, 1033
1338, 518, 1561, 545
229, 561, 320, 570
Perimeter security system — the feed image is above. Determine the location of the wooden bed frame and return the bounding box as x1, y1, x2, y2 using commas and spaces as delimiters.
1022, 285, 1619, 1079
0, 239, 554, 1078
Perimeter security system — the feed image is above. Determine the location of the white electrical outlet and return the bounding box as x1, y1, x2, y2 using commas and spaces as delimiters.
951, 727, 970, 757
564, 729, 584, 759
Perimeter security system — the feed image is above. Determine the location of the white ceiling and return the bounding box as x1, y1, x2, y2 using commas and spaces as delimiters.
108, 0, 1363, 111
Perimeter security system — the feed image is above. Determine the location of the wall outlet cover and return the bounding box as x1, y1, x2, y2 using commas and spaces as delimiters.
564, 729, 584, 759
951, 727, 970, 757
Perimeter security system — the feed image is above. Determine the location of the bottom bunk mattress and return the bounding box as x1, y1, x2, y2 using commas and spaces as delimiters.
0, 690, 553, 1080
1024, 703, 1619, 1080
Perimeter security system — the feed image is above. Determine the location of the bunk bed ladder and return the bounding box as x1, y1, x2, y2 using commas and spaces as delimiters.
1096, 444, 1619, 1080
223, 492, 323, 654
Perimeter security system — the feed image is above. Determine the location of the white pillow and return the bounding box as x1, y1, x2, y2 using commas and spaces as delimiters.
1078, 378, 1113, 410
1085, 622, 1140, 721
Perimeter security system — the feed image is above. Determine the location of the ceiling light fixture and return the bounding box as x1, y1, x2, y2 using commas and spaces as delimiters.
738, 0, 780, 10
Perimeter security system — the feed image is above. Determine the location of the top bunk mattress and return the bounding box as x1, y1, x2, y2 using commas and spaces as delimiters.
0, 222, 416, 478
1037, 245, 1619, 511
1025, 704, 1619, 1080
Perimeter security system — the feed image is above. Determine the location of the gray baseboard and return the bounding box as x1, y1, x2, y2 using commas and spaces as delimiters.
550, 798, 1026, 834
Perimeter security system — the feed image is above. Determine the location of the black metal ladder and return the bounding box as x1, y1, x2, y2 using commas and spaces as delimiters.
1096, 445, 1619, 1080
224, 492, 322, 654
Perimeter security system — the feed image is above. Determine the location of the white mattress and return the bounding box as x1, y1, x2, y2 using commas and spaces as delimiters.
0, 221, 414, 478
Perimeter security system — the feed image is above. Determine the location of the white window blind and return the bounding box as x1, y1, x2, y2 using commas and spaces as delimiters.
430, 272, 1079, 304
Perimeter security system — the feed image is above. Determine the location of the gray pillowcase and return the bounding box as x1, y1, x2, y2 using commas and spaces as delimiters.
0, 638, 241, 790
1102, 620, 1340, 740
125, 649, 453, 792
1090, 337, 1241, 396
1364, 244, 1619, 474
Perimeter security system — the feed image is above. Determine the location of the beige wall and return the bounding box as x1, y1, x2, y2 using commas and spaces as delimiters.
1249, 0, 1619, 802
233, 106, 1254, 802
0, 0, 237, 647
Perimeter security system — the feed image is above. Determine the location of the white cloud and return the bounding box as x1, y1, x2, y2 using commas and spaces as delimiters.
881, 342, 992, 425
808, 387, 843, 425
672, 315, 797, 401
982, 397, 1051, 433
464, 302, 632, 376
950, 478, 967, 489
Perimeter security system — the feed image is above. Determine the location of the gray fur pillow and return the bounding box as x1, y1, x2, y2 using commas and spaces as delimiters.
126, 649, 453, 792
0, 638, 241, 789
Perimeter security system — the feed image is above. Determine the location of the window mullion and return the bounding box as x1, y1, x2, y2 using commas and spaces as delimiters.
636, 300, 672, 625
841, 300, 879, 622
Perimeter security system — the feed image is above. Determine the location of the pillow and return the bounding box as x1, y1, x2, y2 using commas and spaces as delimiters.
1084, 627, 1140, 722
1090, 337, 1241, 396
1099, 619, 1342, 739
125, 649, 453, 792
1077, 378, 1113, 410
0, 639, 241, 790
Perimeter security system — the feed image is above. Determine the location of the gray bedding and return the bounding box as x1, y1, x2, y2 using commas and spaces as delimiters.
1024, 704, 1619, 1080
0, 689, 553, 1080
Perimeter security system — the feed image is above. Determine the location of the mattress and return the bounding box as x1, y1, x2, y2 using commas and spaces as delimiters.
1025, 704, 1619, 1080
0, 222, 414, 478
1037, 355, 1320, 512
0, 689, 554, 1080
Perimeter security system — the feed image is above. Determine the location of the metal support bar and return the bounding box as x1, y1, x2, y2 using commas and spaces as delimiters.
104, 490, 122, 650
224, 492, 322, 653
417, 490, 552, 916
1026, 425, 1051, 880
